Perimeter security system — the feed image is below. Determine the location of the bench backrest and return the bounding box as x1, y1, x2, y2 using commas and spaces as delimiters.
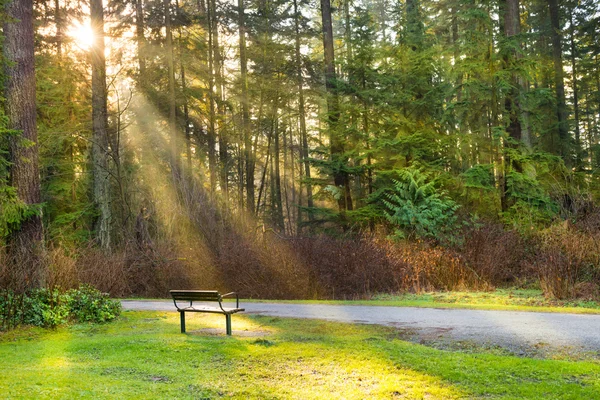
170, 290, 221, 302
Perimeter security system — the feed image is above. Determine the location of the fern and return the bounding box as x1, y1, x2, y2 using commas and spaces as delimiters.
381, 168, 460, 243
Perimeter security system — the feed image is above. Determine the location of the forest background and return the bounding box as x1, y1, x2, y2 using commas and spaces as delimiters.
1, 0, 600, 301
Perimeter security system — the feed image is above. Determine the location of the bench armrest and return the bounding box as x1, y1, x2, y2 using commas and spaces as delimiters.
172, 298, 193, 311
220, 292, 239, 308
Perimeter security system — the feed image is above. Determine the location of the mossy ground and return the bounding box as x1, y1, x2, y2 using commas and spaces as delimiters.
1, 310, 599, 399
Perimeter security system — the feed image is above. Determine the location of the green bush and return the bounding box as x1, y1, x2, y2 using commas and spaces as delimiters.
22, 287, 70, 328
66, 284, 122, 323
0, 284, 121, 330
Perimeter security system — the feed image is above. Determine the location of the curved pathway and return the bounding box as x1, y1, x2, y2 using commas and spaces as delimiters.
122, 300, 600, 352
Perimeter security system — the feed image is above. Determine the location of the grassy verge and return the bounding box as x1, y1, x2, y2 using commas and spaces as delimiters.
1, 311, 599, 399
230, 289, 600, 314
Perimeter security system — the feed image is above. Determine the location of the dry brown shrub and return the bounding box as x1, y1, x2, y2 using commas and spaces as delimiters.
19, 216, 600, 301
73, 247, 129, 295
289, 236, 399, 299
533, 222, 600, 299
0, 242, 46, 292
460, 223, 531, 284
46, 248, 78, 289
43, 241, 204, 298
574, 282, 600, 301
216, 233, 310, 299
385, 241, 491, 293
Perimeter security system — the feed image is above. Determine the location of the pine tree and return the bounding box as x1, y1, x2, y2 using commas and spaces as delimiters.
3, 0, 44, 287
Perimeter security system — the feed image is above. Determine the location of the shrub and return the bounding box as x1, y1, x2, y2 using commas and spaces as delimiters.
22, 287, 70, 328
459, 222, 532, 285
0, 284, 121, 331
65, 284, 122, 323
533, 223, 600, 299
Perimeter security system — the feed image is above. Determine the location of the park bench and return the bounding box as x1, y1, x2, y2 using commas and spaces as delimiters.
169, 290, 244, 335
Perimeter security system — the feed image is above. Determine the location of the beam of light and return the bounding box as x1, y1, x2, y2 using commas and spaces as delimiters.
125, 95, 220, 285
121, 87, 314, 299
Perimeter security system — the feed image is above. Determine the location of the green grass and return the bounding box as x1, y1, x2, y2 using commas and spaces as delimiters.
1, 311, 599, 399
233, 289, 600, 315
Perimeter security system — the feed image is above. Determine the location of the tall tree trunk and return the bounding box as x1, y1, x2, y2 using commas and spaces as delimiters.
451, 6, 462, 103
287, 113, 296, 234
135, 0, 147, 86
175, 0, 192, 174
206, 0, 217, 191
90, 0, 111, 249
238, 0, 254, 213
503, 0, 522, 143
569, 9, 581, 167
362, 76, 373, 230
293, 0, 313, 228
210, 0, 228, 196
54, 0, 63, 57
548, 0, 570, 164
518, 7, 532, 149
4, 0, 44, 287
344, 0, 353, 67
256, 119, 273, 216
164, 0, 179, 175
500, 0, 522, 212
272, 100, 284, 231
320, 0, 352, 212
181, 64, 193, 174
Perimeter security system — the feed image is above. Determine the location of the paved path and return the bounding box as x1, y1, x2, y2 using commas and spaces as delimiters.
122, 300, 600, 352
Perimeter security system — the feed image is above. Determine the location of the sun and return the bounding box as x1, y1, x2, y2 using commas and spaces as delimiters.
67, 21, 95, 50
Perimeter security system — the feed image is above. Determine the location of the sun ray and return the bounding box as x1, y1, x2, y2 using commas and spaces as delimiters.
67, 21, 95, 50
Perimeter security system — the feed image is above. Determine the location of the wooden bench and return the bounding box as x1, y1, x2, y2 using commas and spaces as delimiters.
169, 290, 244, 335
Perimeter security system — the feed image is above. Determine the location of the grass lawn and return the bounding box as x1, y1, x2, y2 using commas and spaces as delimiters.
1, 311, 599, 399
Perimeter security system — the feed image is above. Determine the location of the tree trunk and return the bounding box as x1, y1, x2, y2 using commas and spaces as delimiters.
293, 0, 313, 228
500, 0, 522, 212
211, 0, 228, 196
181, 64, 193, 174
90, 0, 111, 249
548, 0, 570, 164
175, 0, 192, 175
206, 0, 217, 191
4, 0, 44, 287
287, 115, 296, 234
54, 0, 63, 57
238, 0, 254, 213
344, 0, 353, 66
272, 100, 284, 231
135, 0, 147, 86
569, 9, 581, 167
320, 0, 352, 212
164, 0, 179, 175
503, 0, 522, 143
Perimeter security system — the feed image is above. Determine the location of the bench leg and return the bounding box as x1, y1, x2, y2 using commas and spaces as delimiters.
225, 314, 232, 335
180, 311, 186, 333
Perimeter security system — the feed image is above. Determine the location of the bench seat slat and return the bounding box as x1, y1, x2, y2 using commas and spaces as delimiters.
178, 306, 245, 314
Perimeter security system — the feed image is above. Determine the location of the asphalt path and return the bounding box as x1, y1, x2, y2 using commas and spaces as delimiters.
121, 300, 600, 352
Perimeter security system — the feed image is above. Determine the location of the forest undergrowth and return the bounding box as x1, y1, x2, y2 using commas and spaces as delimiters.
15, 214, 598, 302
